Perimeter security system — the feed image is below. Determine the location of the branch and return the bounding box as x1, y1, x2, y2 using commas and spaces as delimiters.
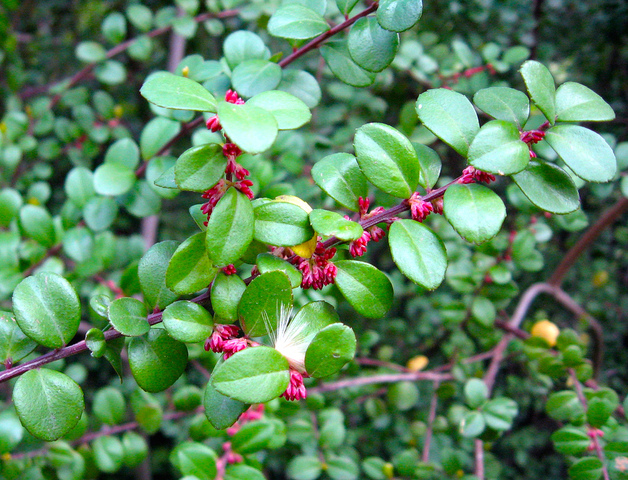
422, 381, 440, 463
310, 371, 453, 394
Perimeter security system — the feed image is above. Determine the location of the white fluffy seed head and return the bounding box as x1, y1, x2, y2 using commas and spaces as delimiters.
263, 303, 315, 374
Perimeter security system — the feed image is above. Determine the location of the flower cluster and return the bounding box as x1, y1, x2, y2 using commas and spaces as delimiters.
407, 192, 434, 222
291, 242, 337, 290
281, 369, 307, 401
520, 129, 546, 158
221, 264, 237, 275
205, 89, 245, 132
458, 165, 497, 185
226, 404, 265, 436
205, 324, 247, 359
348, 197, 386, 257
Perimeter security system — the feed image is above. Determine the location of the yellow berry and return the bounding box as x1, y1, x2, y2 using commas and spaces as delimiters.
182, 65, 190, 77
531, 320, 560, 347
407, 355, 429, 372
592, 270, 609, 288
113, 105, 124, 118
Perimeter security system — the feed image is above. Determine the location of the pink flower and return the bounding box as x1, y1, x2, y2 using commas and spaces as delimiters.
225, 89, 245, 105
222, 264, 237, 275
222, 337, 248, 359
347, 197, 387, 257
294, 243, 337, 290
458, 166, 496, 184
200, 180, 254, 222
281, 369, 307, 401
407, 192, 434, 222
205, 324, 240, 353
225, 157, 249, 180
349, 230, 370, 257
222, 143, 243, 161
206, 115, 222, 132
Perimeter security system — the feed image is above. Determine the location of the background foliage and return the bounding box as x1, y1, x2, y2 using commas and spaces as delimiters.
1, 1, 627, 480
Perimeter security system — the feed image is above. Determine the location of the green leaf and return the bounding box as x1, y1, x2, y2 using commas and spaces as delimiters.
389, 220, 447, 290
212, 346, 290, 403
140, 72, 217, 112
102, 12, 127, 43
108, 297, 150, 337
166, 232, 217, 295
122, 431, 148, 468
93, 387, 126, 426
162, 301, 214, 343
247, 90, 311, 130
287, 455, 323, 480
464, 378, 488, 408
546, 390, 584, 421
376, 0, 423, 32
139, 241, 180, 310
468, 120, 530, 175
551, 427, 591, 455
232, 60, 282, 98
568, 457, 603, 480
416, 89, 479, 156
555, 82, 615, 122
483, 398, 518, 430
217, 101, 278, 154
311, 153, 368, 211
64, 168, 95, 208
170, 442, 217, 480
320, 43, 375, 88
443, 184, 506, 244
13, 273, 80, 349
309, 209, 363, 241
354, 123, 420, 198
238, 271, 293, 337
0, 310, 37, 364
587, 397, 614, 428
348, 17, 399, 73
223, 31, 270, 70
225, 464, 266, 480
268, 4, 329, 40
83, 196, 118, 232
305, 323, 356, 378
277, 69, 322, 108
19, 204, 55, 247
460, 411, 486, 438
0, 189, 22, 227
256, 253, 303, 289
544, 124, 616, 183
206, 188, 254, 266
520, 60, 556, 124
231, 421, 275, 454
140, 117, 181, 160
76, 41, 106, 62
254, 200, 315, 246
203, 382, 248, 430
0, 409, 24, 454
334, 260, 394, 318
93, 163, 136, 196
128, 329, 188, 393
387, 382, 419, 411
174, 143, 227, 192
13, 369, 84, 441
211, 273, 247, 322
511, 161, 579, 214
327, 455, 359, 480
414, 143, 441, 189
473, 87, 530, 129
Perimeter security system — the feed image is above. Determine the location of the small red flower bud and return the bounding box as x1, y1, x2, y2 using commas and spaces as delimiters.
407, 192, 434, 222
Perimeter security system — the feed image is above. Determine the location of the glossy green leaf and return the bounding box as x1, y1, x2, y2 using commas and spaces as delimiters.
473, 87, 530, 129
104, 137, 140, 169
464, 378, 488, 408
64, 168, 95, 208
19, 204, 55, 247
140, 117, 181, 160
483, 397, 518, 430
277, 69, 322, 108
203, 382, 248, 430
140, 72, 217, 112
76, 41, 106, 62
85, 327, 106, 358
139, 241, 179, 310
546, 390, 584, 421
162, 300, 214, 343
305, 323, 356, 378
212, 346, 290, 403
377, 0, 423, 32
416, 89, 479, 156
238, 271, 293, 337
544, 124, 616, 182
232, 60, 282, 98
587, 397, 614, 428
334, 260, 393, 318
247, 90, 311, 130
174, 143, 227, 192
348, 17, 399, 73
268, 4, 329, 40
104, 336, 125, 381
13, 272, 80, 349
256, 253, 303, 289
413, 143, 441, 189
122, 431, 148, 468
556, 82, 615, 122
128, 329, 188, 393
320, 43, 375, 88
460, 411, 485, 438
166, 232, 217, 295
0, 310, 37, 364
287, 456, 323, 480
309, 209, 363, 241
336, 0, 360, 15
0, 189, 22, 227
512, 161, 579, 214
254, 200, 314, 246
568, 457, 603, 480
223, 31, 270, 70
211, 272, 247, 322
520, 60, 556, 124
93, 162, 136, 196
444, 183, 506, 244
311, 153, 368, 211
217, 101, 278, 154
225, 464, 266, 480
108, 297, 150, 336
231, 421, 275, 454
354, 123, 420, 198
389, 220, 447, 290
468, 120, 530, 175
170, 442, 217, 480
93, 387, 126, 426
206, 188, 254, 265
102, 12, 126, 43
83, 196, 118, 232
0, 409, 24, 454
551, 426, 590, 455
13, 369, 84, 441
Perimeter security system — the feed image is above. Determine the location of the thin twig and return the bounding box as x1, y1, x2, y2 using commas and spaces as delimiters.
422, 381, 440, 463
310, 371, 454, 394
